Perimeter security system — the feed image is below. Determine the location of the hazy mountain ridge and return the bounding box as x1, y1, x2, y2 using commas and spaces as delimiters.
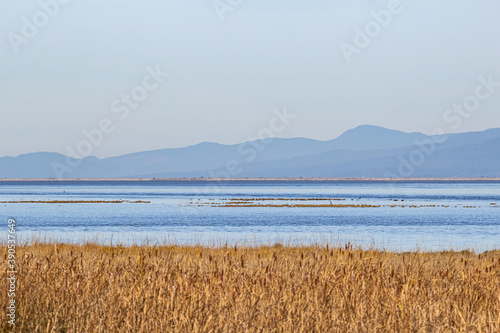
1, 126, 499, 178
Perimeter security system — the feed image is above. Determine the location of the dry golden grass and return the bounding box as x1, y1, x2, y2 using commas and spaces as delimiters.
1, 242, 499, 332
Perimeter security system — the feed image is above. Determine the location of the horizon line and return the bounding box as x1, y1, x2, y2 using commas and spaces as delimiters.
1, 177, 500, 182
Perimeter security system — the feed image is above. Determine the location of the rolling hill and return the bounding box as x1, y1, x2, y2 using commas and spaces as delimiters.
1, 125, 499, 178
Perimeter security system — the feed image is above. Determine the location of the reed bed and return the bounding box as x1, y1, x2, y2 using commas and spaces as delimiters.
1, 242, 499, 332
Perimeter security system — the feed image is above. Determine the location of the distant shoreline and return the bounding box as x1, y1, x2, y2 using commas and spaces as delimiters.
1, 177, 500, 182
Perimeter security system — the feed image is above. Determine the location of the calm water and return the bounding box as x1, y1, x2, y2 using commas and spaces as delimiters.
0, 181, 499, 251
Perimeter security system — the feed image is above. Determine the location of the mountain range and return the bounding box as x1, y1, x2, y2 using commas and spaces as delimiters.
1, 125, 499, 178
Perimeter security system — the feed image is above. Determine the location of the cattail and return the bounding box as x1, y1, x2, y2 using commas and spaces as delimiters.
9, 242, 500, 331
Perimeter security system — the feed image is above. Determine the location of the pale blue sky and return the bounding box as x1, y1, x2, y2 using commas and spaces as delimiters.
1, 0, 500, 158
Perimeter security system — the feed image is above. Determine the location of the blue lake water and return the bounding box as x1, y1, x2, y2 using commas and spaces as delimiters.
0, 180, 499, 251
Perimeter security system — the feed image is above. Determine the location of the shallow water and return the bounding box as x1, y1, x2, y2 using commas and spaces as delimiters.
0, 180, 499, 251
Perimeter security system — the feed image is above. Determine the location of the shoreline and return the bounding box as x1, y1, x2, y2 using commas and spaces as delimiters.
3, 240, 500, 252
1, 177, 500, 182
3, 240, 498, 253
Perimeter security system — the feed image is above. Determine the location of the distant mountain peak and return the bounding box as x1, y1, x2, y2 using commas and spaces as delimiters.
352, 124, 387, 130
324, 125, 428, 152
344, 125, 417, 135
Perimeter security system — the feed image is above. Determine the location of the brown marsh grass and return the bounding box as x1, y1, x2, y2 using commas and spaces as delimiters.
1, 242, 499, 332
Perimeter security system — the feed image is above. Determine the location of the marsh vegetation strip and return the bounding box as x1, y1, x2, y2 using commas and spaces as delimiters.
1, 242, 499, 332
215, 203, 382, 208
189, 197, 483, 208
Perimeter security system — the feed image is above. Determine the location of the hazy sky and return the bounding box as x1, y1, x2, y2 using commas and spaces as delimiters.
2, 0, 500, 158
